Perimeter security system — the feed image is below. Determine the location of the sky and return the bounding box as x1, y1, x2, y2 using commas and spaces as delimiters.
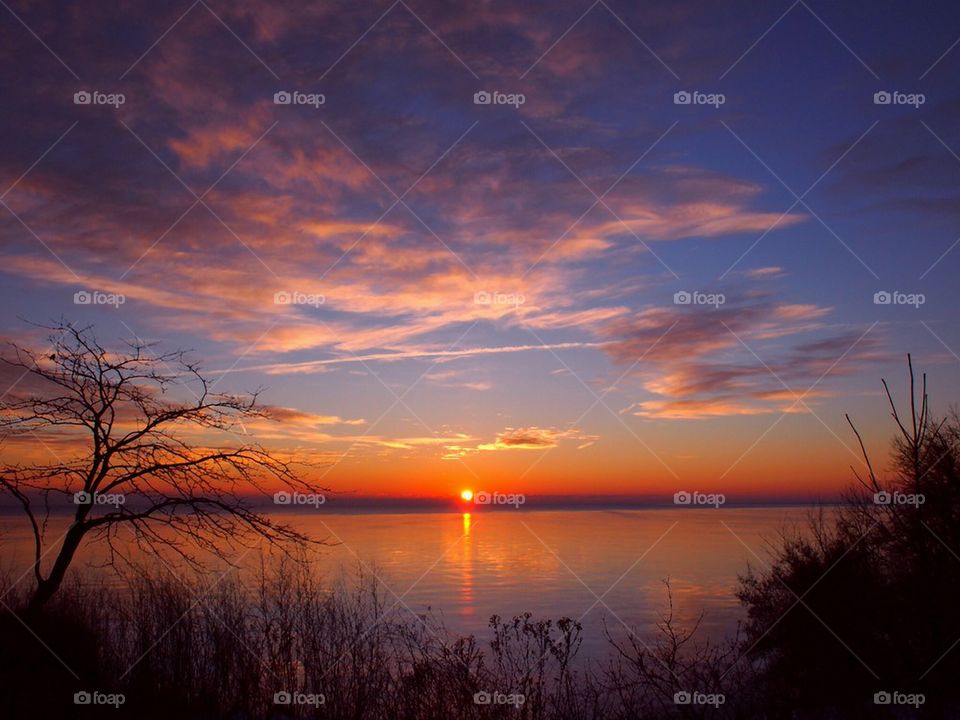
1, 0, 959, 502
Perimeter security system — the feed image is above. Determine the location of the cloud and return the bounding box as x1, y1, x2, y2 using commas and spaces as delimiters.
744, 266, 783, 278
581, 200, 803, 244
601, 292, 880, 419
168, 119, 264, 170
259, 406, 365, 426
481, 426, 595, 450
422, 368, 493, 391
232, 342, 604, 375
443, 426, 598, 458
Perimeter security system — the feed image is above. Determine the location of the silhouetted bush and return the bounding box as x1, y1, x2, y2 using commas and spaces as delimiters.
739, 358, 960, 718
1, 559, 600, 719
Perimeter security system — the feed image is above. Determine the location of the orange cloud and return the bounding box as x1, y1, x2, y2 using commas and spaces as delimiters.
442, 426, 598, 459
602, 291, 879, 419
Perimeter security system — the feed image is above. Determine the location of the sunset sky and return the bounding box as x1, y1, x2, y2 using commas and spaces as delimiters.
2, 0, 959, 501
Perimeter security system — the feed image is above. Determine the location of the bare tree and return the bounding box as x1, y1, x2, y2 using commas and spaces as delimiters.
845, 353, 943, 497
735, 356, 960, 716
0, 321, 326, 614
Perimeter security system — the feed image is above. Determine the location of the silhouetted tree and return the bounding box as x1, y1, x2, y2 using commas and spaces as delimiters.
738, 355, 960, 718
0, 321, 325, 614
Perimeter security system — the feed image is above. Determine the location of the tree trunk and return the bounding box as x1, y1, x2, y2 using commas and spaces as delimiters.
24, 523, 86, 617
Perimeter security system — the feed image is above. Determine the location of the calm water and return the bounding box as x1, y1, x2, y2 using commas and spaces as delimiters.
0, 507, 816, 658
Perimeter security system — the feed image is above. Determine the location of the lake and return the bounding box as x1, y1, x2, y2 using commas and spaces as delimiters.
0, 506, 819, 659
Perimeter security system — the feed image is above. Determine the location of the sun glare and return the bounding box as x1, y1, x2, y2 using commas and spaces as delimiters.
460, 489, 473, 502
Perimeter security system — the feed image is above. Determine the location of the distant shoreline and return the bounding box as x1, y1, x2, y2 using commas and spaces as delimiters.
0, 497, 843, 517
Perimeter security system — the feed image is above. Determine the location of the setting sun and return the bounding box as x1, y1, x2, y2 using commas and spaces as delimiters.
460, 489, 473, 502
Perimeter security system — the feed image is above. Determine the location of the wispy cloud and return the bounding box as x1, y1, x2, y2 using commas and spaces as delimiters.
231, 342, 605, 375
442, 426, 598, 459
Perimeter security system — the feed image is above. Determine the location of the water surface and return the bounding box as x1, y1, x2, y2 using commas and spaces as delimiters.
0, 507, 817, 658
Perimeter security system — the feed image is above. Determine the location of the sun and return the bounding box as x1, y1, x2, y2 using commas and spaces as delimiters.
460, 489, 474, 502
